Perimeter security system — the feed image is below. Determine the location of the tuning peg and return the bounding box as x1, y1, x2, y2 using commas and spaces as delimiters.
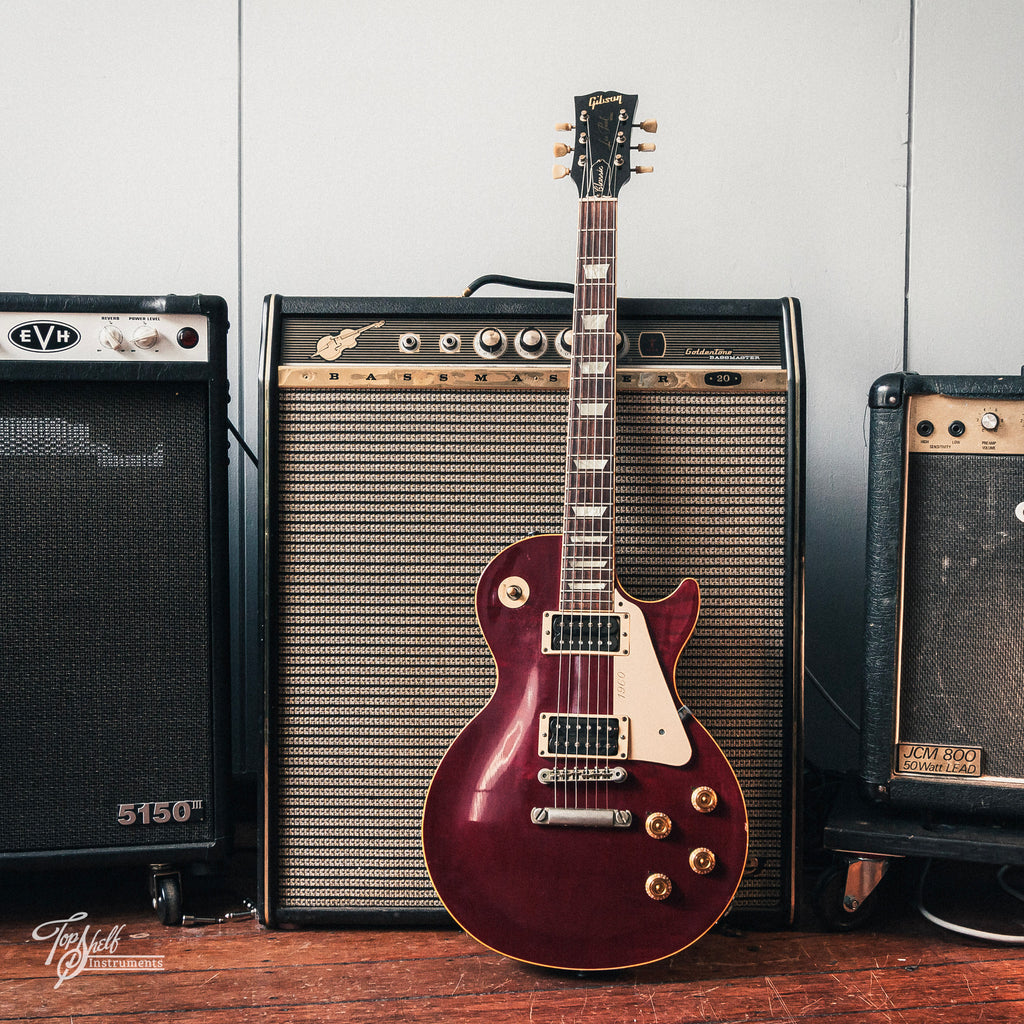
636, 118, 658, 134
553, 143, 572, 157
553, 165, 572, 180
555, 122, 574, 132
634, 142, 656, 152
634, 165, 654, 174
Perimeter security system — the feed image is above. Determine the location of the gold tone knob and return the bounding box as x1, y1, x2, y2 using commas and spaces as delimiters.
645, 812, 672, 839
636, 142, 657, 152
639, 118, 658, 133
645, 873, 672, 901
634, 165, 654, 174
691, 786, 718, 813
689, 848, 716, 875
555, 122, 574, 132
553, 165, 571, 180
553, 143, 572, 157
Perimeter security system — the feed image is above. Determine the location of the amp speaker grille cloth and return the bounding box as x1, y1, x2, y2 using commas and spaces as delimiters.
0, 380, 214, 853
901, 452, 1024, 773
270, 387, 789, 916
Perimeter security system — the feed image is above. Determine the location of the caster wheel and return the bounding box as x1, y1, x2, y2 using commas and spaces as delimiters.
812, 861, 881, 932
153, 873, 184, 926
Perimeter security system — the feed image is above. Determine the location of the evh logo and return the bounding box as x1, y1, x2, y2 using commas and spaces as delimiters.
9, 320, 81, 353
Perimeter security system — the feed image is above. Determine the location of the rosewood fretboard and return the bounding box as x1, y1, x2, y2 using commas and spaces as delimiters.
559, 196, 618, 613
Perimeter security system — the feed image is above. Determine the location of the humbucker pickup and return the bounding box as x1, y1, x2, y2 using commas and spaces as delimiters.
542, 611, 629, 654
538, 713, 629, 759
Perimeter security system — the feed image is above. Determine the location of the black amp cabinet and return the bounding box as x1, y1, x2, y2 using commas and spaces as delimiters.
0, 293, 231, 918
260, 294, 804, 927
863, 371, 1024, 818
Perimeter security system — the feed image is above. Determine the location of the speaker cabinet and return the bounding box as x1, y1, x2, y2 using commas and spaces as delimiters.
0, 293, 231, 869
863, 371, 1024, 818
260, 294, 804, 926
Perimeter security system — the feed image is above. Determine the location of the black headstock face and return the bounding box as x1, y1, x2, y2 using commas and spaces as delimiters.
568, 91, 639, 199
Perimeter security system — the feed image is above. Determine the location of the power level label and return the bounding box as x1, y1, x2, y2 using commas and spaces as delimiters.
896, 744, 983, 777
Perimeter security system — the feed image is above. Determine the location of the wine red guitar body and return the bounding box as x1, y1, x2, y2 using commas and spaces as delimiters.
422, 534, 748, 971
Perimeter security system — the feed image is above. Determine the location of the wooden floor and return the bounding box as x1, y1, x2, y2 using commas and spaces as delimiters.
3, 850, 1024, 1023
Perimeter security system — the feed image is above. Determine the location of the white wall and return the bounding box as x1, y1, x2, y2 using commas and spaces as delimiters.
4, 1, 1019, 774
907, 1, 1024, 373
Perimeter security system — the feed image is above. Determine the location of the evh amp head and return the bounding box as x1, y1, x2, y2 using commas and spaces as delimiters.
863, 371, 1024, 818
260, 294, 804, 927
0, 293, 231, 874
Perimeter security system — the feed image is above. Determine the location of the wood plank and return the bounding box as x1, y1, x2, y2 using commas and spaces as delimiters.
7, 918, 1024, 1022
5, 859, 1024, 1022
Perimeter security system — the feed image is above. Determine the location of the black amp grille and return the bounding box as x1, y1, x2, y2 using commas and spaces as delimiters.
0, 381, 215, 853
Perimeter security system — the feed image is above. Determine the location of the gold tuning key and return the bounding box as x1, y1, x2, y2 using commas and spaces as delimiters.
635, 142, 656, 152
553, 143, 572, 157
634, 165, 654, 174
555, 122, 574, 132
638, 118, 658, 133
552, 165, 572, 180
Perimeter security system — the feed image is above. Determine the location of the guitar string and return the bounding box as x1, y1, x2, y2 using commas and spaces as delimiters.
603, 196, 617, 811
557, 133, 622, 810
555, 162, 587, 811
583, 197, 616, 809
599, 196, 617, 810
587, 195, 603, 808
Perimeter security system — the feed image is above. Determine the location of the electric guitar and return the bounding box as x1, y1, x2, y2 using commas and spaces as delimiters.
421, 91, 749, 972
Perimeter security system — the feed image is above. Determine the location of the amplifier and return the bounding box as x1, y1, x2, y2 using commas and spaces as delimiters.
0, 293, 231, 916
862, 371, 1024, 818
260, 294, 804, 926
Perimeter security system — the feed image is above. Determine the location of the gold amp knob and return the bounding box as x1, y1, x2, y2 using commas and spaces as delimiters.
689, 847, 716, 875
645, 873, 672, 901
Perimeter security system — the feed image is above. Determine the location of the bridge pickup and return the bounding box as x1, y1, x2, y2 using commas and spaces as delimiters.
538, 766, 628, 785
531, 807, 633, 829
542, 611, 629, 654
538, 713, 629, 759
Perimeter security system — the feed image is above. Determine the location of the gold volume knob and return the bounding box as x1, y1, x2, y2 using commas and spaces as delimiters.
645, 812, 672, 839
691, 786, 718, 813
689, 848, 716, 875
645, 873, 672, 901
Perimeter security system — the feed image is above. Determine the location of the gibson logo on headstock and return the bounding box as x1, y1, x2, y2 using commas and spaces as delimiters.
589, 93, 622, 109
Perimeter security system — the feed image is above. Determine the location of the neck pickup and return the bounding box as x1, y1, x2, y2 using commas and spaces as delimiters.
541, 611, 629, 654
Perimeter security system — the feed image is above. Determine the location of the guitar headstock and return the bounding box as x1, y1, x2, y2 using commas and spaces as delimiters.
553, 91, 656, 198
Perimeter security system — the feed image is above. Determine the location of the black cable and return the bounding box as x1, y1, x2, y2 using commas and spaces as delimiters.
228, 418, 258, 468
461, 274, 574, 297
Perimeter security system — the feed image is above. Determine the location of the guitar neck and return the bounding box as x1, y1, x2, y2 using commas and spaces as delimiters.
560, 196, 618, 613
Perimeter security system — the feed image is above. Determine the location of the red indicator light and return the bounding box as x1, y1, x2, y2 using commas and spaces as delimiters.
177, 327, 200, 349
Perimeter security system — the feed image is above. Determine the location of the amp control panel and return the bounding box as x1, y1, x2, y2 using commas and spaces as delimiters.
908, 394, 1024, 455
0, 306, 211, 362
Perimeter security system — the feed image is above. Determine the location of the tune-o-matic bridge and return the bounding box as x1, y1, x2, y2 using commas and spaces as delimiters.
538, 713, 630, 759
541, 611, 629, 654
